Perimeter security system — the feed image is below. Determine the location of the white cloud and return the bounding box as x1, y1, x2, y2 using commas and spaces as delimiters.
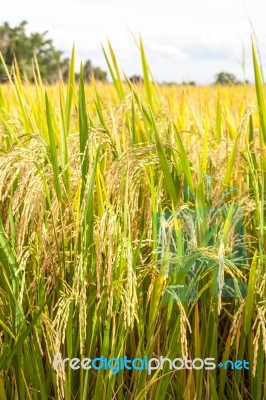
148, 44, 188, 61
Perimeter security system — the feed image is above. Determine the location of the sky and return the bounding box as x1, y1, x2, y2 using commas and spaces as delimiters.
1, 0, 266, 84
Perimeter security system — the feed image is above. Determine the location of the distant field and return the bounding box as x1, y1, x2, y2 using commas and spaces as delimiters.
0, 44, 265, 400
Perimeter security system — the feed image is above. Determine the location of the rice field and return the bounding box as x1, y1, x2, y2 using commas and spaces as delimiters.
0, 42, 265, 399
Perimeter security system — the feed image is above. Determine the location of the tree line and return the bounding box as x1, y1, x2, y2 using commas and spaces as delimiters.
0, 21, 107, 83
0, 21, 249, 86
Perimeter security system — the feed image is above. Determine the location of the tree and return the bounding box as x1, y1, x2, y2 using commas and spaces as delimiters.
0, 21, 69, 82
0, 21, 108, 83
214, 72, 237, 86
83, 60, 107, 82
129, 75, 143, 84
92, 66, 107, 82
84, 60, 93, 80
181, 80, 196, 86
